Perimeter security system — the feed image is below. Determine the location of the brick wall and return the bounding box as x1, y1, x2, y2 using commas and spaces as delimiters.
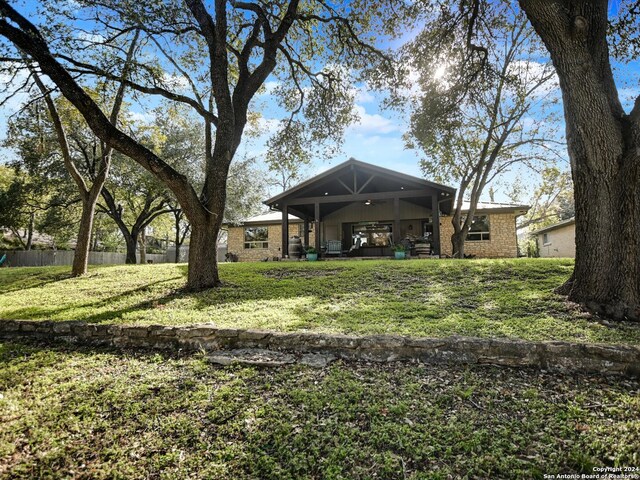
228, 223, 316, 262
439, 212, 518, 258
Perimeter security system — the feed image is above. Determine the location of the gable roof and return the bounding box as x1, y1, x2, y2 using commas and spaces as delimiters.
237, 212, 304, 225
468, 201, 530, 215
530, 217, 575, 235
264, 158, 456, 207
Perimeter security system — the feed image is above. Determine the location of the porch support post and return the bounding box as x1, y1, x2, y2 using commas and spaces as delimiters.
303, 218, 310, 247
393, 196, 401, 246
431, 192, 440, 256
314, 202, 321, 256
282, 204, 289, 259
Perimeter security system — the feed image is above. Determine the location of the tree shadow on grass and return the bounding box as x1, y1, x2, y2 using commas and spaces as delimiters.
0, 272, 327, 328
0, 269, 73, 294
1, 276, 189, 323
1, 337, 638, 480
2, 262, 637, 344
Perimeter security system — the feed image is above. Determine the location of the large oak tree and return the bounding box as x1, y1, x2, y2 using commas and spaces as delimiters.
0, 0, 394, 289
29, 31, 138, 275
516, 0, 639, 320
406, 0, 639, 320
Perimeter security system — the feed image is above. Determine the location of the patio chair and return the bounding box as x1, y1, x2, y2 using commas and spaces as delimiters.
325, 240, 343, 257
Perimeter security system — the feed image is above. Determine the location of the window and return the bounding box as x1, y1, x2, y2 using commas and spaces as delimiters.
422, 216, 434, 242
543, 233, 550, 245
351, 223, 393, 247
466, 215, 490, 241
244, 226, 269, 249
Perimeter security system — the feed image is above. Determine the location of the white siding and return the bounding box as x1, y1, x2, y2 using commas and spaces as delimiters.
537, 223, 576, 258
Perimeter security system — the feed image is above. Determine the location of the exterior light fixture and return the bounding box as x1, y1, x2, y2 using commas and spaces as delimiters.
324, 192, 329, 195
365, 200, 371, 205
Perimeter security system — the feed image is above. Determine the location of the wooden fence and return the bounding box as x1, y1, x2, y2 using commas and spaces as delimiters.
0, 245, 228, 268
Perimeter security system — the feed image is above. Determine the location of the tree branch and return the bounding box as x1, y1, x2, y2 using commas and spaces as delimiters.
0, 2, 205, 223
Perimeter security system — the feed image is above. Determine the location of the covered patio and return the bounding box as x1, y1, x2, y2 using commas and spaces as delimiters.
264, 159, 456, 259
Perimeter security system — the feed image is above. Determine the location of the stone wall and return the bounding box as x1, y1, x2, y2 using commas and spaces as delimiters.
439, 212, 518, 258
228, 224, 316, 262
1, 320, 639, 377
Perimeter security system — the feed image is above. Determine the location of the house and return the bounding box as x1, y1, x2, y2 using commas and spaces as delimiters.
531, 217, 575, 258
226, 159, 529, 261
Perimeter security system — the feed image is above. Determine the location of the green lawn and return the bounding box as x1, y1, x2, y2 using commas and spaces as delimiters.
0, 258, 639, 345
1, 340, 638, 479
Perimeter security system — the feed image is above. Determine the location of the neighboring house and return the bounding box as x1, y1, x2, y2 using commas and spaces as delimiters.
226, 159, 529, 261
531, 218, 576, 258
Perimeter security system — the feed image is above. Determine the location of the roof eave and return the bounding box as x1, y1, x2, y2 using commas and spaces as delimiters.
530, 218, 576, 235
264, 158, 455, 207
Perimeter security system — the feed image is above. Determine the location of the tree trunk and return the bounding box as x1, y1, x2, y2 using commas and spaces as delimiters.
124, 231, 137, 264
139, 229, 146, 264
451, 227, 466, 259
92, 227, 99, 251
521, 0, 640, 320
450, 203, 471, 259
72, 198, 96, 276
181, 106, 235, 290
187, 215, 221, 289
174, 214, 182, 263
25, 212, 34, 251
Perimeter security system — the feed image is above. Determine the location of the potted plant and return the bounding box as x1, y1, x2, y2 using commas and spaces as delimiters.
392, 244, 406, 259
305, 246, 318, 261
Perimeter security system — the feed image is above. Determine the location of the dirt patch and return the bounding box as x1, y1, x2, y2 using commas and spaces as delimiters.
262, 268, 346, 280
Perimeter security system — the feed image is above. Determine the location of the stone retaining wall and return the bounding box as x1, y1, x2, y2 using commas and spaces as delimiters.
1, 320, 639, 377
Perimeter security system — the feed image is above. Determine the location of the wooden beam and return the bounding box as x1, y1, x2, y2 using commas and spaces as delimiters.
431, 193, 440, 256
393, 197, 401, 246
337, 178, 354, 194
287, 205, 312, 221
290, 189, 430, 206
356, 174, 375, 194
353, 165, 357, 193
314, 202, 321, 255
282, 205, 289, 259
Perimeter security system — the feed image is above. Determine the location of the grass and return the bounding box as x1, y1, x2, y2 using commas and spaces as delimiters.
0, 258, 639, 345
0, 339, 638, 479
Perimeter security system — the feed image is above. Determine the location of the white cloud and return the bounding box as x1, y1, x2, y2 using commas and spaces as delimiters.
348, 104, 402, 135
257, 81, 280, 97
128, 111, 154, 124
520, 116, 537, 129
353, 86, 375, 103
0, 70, 31, 112
507, 60, 559, 99
161, 73, 190, 91
0, 70, 31, 161
395, 66, 422, 100
76, 32, 106, 44
257, 116, 280, 131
